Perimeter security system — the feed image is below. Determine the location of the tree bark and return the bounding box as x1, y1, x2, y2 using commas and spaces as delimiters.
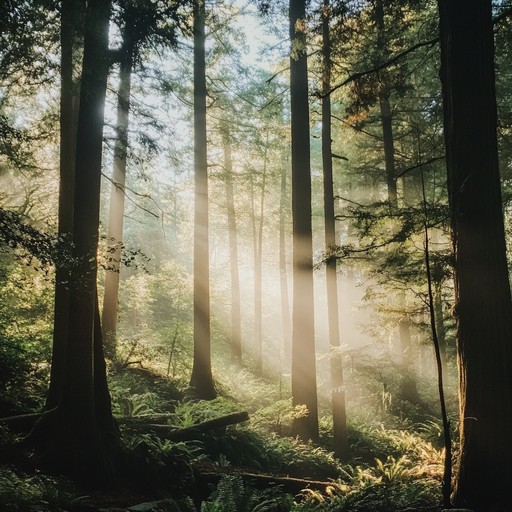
46, 0, 83, 411
439, 1, 512, 509
102, 43, 133, 359
321, 0, 348, 459
289, 0, 319, 442
189, 0, 216, 400
29, 0, 116, 484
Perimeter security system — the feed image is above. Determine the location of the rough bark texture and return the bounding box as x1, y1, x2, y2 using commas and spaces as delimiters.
46, 0, 83, 411
102, 45, 133, 359
321, 0, 348, 459
189, 0, 216, 400
29, 0, 116, 485
289, 0, 319, 442
439, 1, 512, 509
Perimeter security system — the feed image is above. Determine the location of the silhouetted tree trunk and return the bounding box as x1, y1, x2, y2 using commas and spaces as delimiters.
223, 132, 242, 363
189, 0, 216, 399
46, 0, 83, 411
321, 0, 348, 459
29, 0, 117, 484
439, 1, 512, 509
102, 42, 133, 359
94, 293, 116, 440
289, 0, 319, 442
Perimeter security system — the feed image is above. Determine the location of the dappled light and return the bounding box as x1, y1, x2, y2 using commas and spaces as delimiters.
2, 0, 512, 511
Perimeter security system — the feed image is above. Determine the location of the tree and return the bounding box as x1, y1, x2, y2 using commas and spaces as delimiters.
28, 0, 118, 483
189, 0, 217, 399
321, 0, 348, 459
222, 128, 242, 363
438, 1, 512, 509
373, 0, 417, 403
45, 0, 83, 411
289, 0, 319, 442
254, 132, 268, 375
101, 0, 185, 359
101, 31, 134, 360
374, 0, 397, 206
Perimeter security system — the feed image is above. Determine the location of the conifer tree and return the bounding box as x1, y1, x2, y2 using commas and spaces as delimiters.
289, 0, 319, 442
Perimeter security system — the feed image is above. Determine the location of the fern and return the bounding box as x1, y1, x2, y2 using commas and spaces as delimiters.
201, 475, 292, 512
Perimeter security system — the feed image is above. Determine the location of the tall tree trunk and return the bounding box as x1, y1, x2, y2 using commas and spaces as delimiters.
321, 0, 348, 459
223, 133, 242, 363
375, 0, 416, 401
46, 0, 83, 411
439, 1, 512, 509
29, 0, 115, 484
101, 44, 133, 359
94, 292, 117, 442
279, 161, 292, 367
189, 0, 216, 399
289, 0, 319, 442
254, 138, 268, 375
249, 172, 258, 367
374, 0, 397, 205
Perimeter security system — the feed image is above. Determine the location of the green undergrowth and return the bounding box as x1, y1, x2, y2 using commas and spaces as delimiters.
0, 366, 446, 510
0, 467, 84, 512
110, 366, 445, 507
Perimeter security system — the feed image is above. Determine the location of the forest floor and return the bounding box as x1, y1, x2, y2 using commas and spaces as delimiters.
0, 366, 450, 512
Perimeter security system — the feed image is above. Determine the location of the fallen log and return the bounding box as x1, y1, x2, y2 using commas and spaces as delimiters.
120, 414, 174, 426
0, 410, 249, 440
125, 411, 250, 441
192, 462, 344, 503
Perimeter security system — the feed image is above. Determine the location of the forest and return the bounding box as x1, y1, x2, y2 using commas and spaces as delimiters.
1, 0, 512, 511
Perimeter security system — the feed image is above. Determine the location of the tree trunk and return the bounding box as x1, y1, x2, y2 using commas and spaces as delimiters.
189, 0, 216, 400
375, 0, 417, 401
223, 133, 242, 363
29, 0, 116, 484
289, 0, 319, 442
439, 1, 512, 509
102, 44, 133, 359
254, 138, 268, 375
374, 0, 397, 206
46, 0, 83, 411
94, 292, 118, 443
321, 0, 348, 459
